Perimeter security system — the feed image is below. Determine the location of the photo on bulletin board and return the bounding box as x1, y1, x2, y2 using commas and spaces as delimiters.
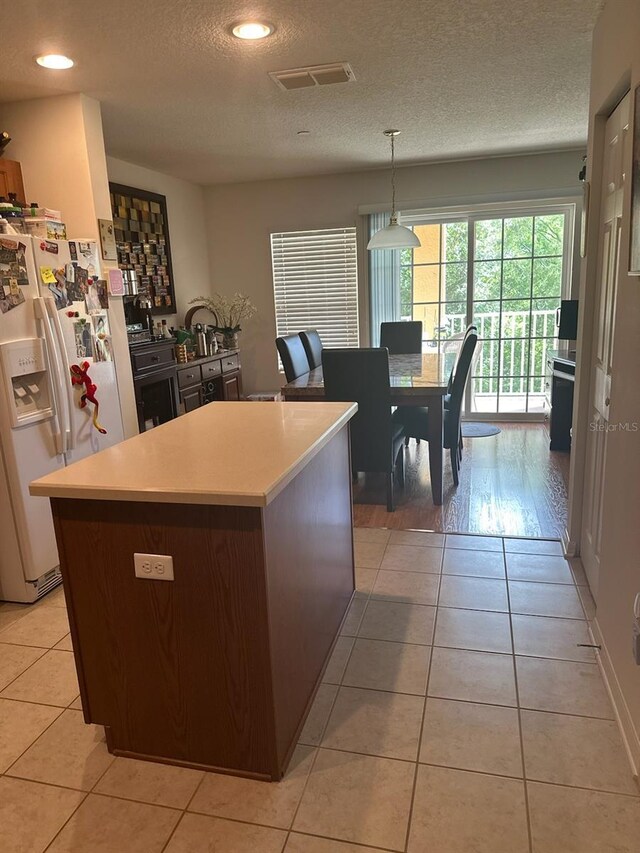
92, 312, 112, 362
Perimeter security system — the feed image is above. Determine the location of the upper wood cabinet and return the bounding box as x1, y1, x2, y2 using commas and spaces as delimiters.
0, 159, 25, 204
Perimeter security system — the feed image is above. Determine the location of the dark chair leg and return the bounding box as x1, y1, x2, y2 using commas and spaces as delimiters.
386, 472, 394, 512
396, 446, 405, 487
450, 446, 459, 487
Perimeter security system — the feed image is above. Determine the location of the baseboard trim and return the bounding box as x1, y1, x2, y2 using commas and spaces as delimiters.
591, 617, 640, 780
562, 527, 578, 556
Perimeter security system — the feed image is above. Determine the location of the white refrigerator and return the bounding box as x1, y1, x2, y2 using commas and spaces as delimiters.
0, 234, 125, 602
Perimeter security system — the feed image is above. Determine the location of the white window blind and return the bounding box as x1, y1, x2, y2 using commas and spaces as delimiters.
270, 227, 360, 349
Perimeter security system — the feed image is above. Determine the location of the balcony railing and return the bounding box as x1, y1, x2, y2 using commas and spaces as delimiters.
426, 308, 557, 398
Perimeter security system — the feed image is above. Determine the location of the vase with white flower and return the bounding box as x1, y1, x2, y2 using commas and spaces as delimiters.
188, 293, 257, 350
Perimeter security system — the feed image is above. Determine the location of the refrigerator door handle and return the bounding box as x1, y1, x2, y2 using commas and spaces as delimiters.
34, 297, 68, 455
46, 298, 76, 452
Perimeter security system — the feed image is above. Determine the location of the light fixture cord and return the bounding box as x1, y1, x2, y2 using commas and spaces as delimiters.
390, 133, 397, 217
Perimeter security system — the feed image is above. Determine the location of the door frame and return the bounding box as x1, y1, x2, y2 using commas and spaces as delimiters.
565, 84, 632, 558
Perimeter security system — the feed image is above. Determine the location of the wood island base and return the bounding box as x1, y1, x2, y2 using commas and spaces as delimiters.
50, 426, 354, 781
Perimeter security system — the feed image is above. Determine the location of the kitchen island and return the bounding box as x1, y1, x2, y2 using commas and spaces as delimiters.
30, 401, 357, 781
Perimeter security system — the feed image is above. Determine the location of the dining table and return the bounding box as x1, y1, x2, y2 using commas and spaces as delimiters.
281, 352, 450, 505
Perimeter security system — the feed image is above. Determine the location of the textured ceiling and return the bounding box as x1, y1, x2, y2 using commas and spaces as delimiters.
0, 0, 602, 184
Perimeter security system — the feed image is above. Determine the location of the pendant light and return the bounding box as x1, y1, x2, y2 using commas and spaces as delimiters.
367, 130, 421, 250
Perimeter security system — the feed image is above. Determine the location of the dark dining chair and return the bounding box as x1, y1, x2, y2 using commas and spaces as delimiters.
379, 321, 423, 354
322, 348, 406, 512
276, 333, 309, 383
393, 330, 478, 487
300, 329, 323, 370
444, 324, 477, 459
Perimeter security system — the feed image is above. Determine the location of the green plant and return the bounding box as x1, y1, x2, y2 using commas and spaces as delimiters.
189, 293, 257, 334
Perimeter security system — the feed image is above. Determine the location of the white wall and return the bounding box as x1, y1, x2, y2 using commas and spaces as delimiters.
570, 0, 640, 772
106, 157, 211, 327
204, 150, 583, 393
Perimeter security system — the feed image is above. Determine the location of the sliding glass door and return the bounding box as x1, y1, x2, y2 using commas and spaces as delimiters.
471, 212, 567, 414
399, 203, 574, 419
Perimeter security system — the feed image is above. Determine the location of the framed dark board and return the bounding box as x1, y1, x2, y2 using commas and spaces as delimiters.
109, 182, 175, 313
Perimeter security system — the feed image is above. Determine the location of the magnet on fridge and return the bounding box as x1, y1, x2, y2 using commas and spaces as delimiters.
39, 266, 57, 285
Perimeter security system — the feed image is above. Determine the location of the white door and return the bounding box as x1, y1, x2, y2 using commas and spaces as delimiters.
581, 93, 631, 595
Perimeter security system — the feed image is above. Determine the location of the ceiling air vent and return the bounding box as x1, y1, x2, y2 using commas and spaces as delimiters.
269, 62, 355, 92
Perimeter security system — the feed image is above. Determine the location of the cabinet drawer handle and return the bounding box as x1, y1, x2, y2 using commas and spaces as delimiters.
151, 355, 160, 363
186, 373, 194, 380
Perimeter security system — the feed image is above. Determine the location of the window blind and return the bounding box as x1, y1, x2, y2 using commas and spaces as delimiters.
270, 227, 360, 349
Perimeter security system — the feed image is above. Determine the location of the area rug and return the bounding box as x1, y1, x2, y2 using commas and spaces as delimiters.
461, 423, 502, 438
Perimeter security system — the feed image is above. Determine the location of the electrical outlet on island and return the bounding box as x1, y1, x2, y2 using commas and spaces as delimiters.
134, 553, 174, 581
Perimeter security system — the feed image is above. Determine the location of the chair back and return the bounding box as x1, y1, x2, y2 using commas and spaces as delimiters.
322, 348, 394, 473
446, 324, 477, 392
445, 329, 478, 448
299, 329, 323, 370
276, 333, 309, 383
379, 321, 422, 354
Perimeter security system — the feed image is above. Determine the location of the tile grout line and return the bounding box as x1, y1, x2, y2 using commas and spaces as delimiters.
283, 537, 391, 848
0, 693, 78, 711
158, 772, 209, 853
0, 645, 58, 697
503, 535, 535, 853
41, 791, 91, 853
284, 652, 345, 849
1, 708, 68, 779
401, 543, 444, 852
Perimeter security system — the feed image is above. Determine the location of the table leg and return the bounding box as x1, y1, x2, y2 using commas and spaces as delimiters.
427, 398, 444, 505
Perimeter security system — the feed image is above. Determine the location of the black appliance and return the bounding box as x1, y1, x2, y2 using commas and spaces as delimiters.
556, 300, 579, 340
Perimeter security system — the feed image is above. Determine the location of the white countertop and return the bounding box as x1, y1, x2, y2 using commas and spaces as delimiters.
30, 402, 357, 507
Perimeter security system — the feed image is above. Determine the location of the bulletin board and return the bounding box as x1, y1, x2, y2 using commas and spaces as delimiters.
109, 183, 175, 314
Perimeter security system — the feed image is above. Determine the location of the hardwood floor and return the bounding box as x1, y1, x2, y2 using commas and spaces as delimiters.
353, 423, 570, 538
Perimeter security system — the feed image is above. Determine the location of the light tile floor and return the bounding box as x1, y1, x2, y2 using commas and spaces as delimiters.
0, 530, 638, 852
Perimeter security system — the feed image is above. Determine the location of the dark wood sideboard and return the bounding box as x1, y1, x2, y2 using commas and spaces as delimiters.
130, 340, 243, 432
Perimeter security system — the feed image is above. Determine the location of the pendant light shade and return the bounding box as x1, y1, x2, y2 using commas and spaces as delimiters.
367, 216, 421, 250
367, 130, 421, 251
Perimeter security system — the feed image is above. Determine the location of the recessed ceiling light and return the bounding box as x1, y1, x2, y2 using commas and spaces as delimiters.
35, 54, 74, 70
231, 21, 274, 40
